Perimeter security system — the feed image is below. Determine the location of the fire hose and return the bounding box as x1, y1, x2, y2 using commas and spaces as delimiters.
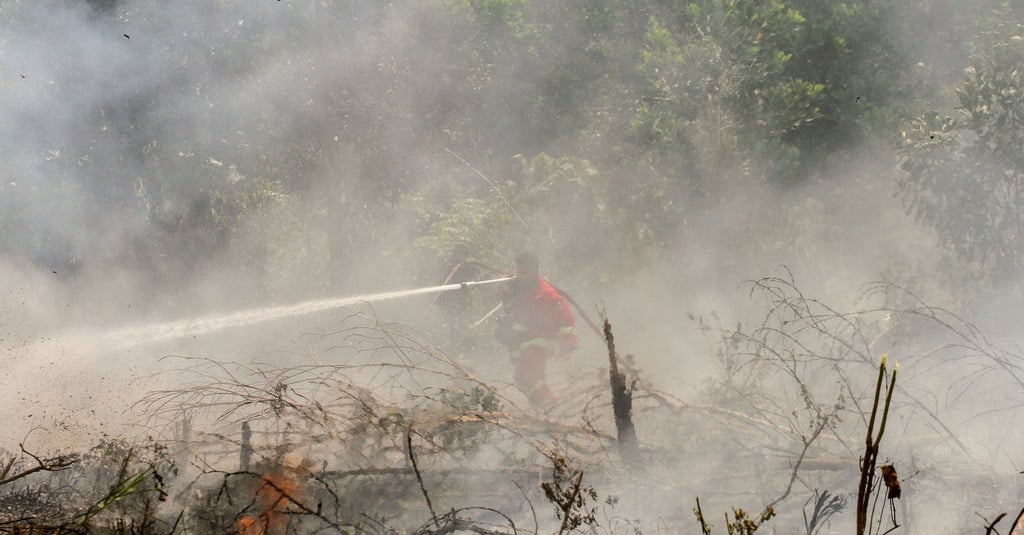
443, 258, 602, 338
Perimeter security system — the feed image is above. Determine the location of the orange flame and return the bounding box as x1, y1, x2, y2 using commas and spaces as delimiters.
236, 465, 304, 535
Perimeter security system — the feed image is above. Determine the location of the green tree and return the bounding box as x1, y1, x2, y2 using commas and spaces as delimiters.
899, 22, 1024, 291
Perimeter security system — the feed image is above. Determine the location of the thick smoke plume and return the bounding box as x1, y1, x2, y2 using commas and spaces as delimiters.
3, 1, 1024, 533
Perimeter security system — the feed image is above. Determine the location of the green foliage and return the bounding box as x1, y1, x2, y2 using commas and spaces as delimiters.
1, 0, 1009, 312
445, 0, 535, 40
762, 78, 825, 136
613, 0, 938, 189
628, 0, 813, 182
511, 153, 605, 240
0, 437, 176, 532
899, 22, 1024, 290
414, 151, 659, 286
415, 195, 512, 265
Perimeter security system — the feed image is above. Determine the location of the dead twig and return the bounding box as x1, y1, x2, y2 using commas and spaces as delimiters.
0, 444, 79, 487
695, 497, 712, 535
983, 512, 1007, 535
857, 356, 898, 535
408, 425, 440, 529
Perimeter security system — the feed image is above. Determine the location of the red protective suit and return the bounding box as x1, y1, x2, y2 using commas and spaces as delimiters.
496, 276, 578, 406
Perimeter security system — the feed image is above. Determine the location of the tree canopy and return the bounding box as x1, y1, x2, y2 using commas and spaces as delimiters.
0, 0, 1017, 309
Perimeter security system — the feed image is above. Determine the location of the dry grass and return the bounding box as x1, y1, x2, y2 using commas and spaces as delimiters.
4, 273, 1024, 533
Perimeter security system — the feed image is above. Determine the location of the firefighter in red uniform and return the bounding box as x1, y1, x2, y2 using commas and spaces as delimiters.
495, 252, 578, 407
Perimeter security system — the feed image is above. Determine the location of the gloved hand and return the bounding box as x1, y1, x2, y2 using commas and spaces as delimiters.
557, 337, 577, 356
494, 316, 518, 347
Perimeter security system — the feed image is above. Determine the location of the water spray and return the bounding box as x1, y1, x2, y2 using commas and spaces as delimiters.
103, 276, 514, 349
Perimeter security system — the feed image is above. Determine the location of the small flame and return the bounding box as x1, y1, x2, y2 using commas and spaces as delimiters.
236, 462, 305, 535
